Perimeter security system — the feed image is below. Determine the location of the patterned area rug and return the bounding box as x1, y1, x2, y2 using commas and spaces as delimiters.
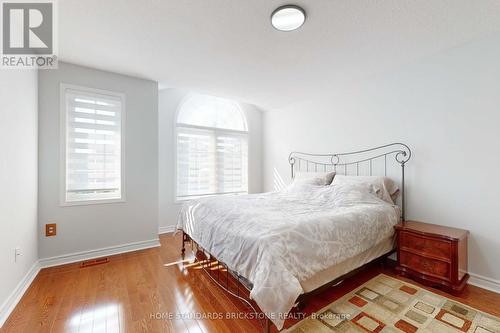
285, 274, 500, 333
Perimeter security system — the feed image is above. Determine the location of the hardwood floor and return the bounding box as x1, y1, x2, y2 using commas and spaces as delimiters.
2, 233, 500, 333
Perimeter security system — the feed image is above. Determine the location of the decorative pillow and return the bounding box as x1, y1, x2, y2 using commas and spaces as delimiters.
283, 171, 336, 192
331, 175, 399, 204
293, 171, 336, 186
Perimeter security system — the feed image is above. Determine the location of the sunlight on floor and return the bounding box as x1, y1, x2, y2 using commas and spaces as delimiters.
163, 258, 192, 267
68, 303, 122, 332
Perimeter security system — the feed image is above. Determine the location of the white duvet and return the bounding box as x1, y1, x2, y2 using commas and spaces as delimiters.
176, 182, 400, 330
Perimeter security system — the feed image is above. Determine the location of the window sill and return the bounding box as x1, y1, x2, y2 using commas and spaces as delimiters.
60, 198, 125, 207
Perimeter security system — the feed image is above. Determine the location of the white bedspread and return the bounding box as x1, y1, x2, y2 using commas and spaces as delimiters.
176, 183, 400, 329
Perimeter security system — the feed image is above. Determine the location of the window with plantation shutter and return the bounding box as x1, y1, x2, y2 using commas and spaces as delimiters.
176, 94, 248, 200
61, 85, 124, 204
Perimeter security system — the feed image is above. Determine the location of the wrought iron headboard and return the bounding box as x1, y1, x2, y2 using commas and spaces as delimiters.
288, 143, 411, 221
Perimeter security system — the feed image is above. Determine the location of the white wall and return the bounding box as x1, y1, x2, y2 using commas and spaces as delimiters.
38, 62, 159, 259
158, 89, 263, 230
0, 71, 39, 324
263, 34, 500, 285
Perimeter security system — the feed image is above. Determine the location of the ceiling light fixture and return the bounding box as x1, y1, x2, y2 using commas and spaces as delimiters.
271, 5, 306, 32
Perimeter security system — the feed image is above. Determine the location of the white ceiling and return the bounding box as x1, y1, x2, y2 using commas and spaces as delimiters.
59, 0, 500, 109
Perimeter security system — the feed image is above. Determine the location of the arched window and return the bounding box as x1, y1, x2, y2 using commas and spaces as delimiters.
176, 94, 248, 199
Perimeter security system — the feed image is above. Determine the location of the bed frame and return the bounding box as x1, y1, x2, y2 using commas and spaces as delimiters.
181, 143, 412, 332
289, 142, 411, 220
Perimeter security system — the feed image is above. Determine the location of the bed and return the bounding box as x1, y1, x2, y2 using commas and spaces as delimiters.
176, 143, 411, 332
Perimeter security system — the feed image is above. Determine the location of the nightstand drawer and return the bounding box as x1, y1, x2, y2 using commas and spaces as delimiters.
395, 221, 469, 294
400, 250, 451, 281
400, 231, 451, 260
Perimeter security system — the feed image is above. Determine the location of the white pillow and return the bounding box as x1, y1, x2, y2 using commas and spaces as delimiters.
293, 171, 336, 186
331, 175, 399, 204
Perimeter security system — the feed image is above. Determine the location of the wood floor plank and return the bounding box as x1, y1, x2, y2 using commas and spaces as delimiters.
2, 233, 500, 333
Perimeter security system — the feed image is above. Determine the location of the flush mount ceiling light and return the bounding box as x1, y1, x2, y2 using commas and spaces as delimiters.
271, 5, 306, 31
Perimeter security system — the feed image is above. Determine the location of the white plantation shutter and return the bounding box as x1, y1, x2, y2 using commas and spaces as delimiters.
176, 95, 248, 199
216, 134, 248, 193
176, 127, 216, 197
63, 87, 123, 203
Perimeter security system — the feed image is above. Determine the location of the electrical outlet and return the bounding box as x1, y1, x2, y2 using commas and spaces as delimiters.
14, 248, 22, 263
46, 223, 57, 237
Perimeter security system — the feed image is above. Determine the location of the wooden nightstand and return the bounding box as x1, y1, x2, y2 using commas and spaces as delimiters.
394, 220, 469, 294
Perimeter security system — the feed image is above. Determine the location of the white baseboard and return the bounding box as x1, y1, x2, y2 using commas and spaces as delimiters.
39, 238, 161, 268
0, 238, 161, 328
468, 272, 500, 294
0, 260, 41, 328
159, 225, 176, 234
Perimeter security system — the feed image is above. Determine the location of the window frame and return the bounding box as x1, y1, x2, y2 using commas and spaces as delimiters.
59, 83, 126, 206
174, 95, 249, 203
